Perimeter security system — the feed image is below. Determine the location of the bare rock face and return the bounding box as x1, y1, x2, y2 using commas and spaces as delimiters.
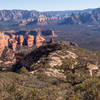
27, 35, 34, 47
0, 31, 9, 56
0, 39, 5, 56
12, 40, 17, 51
51, 30, 55, 37
37, 14, 47, 25
0, 29, 55, 53
35, 34, 45, 47
0, 30, 78, 56
18, 35, 24, 47
5, 35, 9, 47
48, 56, 62, 67
10, 35, 16, 40
3, 48, 15, 61
5, 29, 56, 48
87, 63, 98, 76
0, 48, 16, 71
19, 18, 34, 26
8, 35, 18, 51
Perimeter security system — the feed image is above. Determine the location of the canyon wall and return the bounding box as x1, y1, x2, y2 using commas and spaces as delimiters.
0, 29, 56, 56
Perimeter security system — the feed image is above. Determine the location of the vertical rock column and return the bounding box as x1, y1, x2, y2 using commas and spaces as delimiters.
9, 35, 18, 51
18, 35, 24, 47
0, 38, 5, 56
0, 32, 9, 56
5, 35, 9, 47
27, 35, 34, 47
51, 30, 55, 37
49, 30, 55, 44
12, 40, 17, 51
35, 34, 45, 47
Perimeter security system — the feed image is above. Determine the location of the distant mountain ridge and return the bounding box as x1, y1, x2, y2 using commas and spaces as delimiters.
42, 8, 93, 16
0, 8, 93, 22
60, 8, 100, 25
0, 10, 39, 21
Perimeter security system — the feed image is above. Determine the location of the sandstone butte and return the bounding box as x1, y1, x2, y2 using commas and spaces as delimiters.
0, 30, 50, 56
0, 29, 79, 59
0, 30, 79, 71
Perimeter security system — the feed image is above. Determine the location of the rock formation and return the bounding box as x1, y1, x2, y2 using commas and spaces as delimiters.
18, 35, 24, 47
27, 35, 34, 47
35, 34, 45, 47
0, 29, 56, 57
0, 31, 9, 56
8, 35, 18, 51
0, 48, 16, 71
37, 14, 47, 25
87, 63, 98, 76
11, 40, 17, 51
38, 14, 47, 23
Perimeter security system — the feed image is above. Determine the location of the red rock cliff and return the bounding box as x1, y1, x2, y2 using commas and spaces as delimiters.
0, 31, 9, 56
27, 35, 34, 47
18, 35, 24, 47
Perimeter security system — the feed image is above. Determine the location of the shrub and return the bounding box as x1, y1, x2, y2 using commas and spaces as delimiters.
17, 66, 29, 75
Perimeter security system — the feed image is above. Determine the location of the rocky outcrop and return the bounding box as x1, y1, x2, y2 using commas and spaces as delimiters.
11, 29, 56, 37
0, 29, 79, 60
0, 48, 16, 71
0, 29, 53, 54
11, 40, 17, 51
27, 35, 34, 47
7, 29, 50, 49
48, 56, 62, 67
19, 18, 35, 26
35, 34, 45, 47
38, 14, 47, 23
8, 35, 18, 51
0, 29, 55, 68
87, 63, 98, 76
18, 35, 24, 47
47, 49, 78, 68
19, 42, 100, 79
0, 31, 9, 56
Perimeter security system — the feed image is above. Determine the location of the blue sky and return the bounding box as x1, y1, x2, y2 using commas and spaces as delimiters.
0, 0, 100, 11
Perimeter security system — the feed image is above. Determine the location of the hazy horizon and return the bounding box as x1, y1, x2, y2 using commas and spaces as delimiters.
0, 8, 96, 12
0, 0, 100, 11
